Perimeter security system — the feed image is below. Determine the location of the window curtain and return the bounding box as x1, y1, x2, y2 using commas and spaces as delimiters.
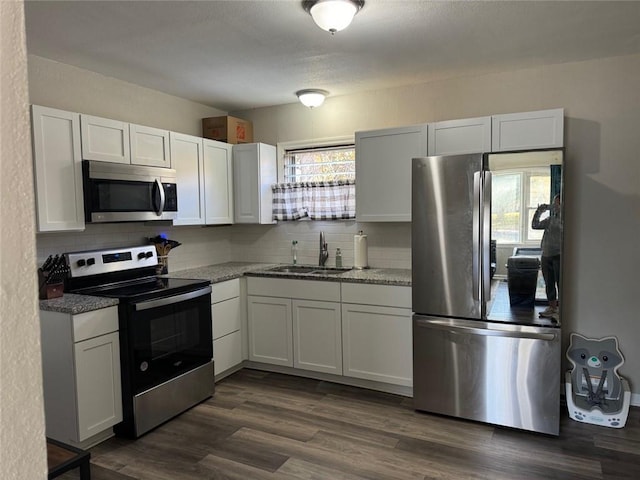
272, 180, 356, 221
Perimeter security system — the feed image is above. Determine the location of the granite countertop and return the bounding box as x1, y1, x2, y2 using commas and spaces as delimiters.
39, 293, 119, 315
168, 262, 280, 284
39, 262, 411, 313
172, 262, 411, 287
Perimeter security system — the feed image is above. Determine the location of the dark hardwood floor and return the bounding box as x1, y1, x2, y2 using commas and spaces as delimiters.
59, 369, 640, 479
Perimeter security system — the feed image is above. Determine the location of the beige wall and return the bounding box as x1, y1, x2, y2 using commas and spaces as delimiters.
234, 54, 640, 400
28, 55, 226, 136
1, 1, 48, 478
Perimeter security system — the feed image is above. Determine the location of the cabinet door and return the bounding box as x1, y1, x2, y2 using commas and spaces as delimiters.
428, 116, 492, 156
80, 114, 130, 164
247, 295, 293, 366
214, 331, 242, 376
232, 143, 276, 224
170, 132, 205, 225
233, 144, 260, 223
31, 105, 85, 232
203, 139, 234, 224
130, 124, 171, 167
492, 108, 564, 151
355, 124, 428, 222
293, 300, 342, 375
74, 332, 122, 441
341, 304, 413, 387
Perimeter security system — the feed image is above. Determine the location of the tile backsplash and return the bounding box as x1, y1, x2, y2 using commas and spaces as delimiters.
36, 221, 411, 272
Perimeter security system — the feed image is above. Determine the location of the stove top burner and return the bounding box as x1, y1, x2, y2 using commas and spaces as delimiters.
73, 276, 210, 302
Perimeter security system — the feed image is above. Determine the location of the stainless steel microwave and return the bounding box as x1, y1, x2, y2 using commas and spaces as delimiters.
82, 160, 178, 223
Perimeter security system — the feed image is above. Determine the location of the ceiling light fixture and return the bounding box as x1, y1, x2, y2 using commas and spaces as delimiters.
303, 0, 365, 34
296, 89, 329, 108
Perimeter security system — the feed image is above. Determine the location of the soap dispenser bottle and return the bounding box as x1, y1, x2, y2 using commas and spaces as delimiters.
335, 248, 343, 268
292, 240, 298, 264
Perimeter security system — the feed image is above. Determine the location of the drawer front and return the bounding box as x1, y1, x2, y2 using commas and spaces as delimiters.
214, 331, 243, 376
341, 283, 411, 308
247, 277, 340, 302
73, 306, 119, 342
212, 296, 241, 340
212, 278, 240, 303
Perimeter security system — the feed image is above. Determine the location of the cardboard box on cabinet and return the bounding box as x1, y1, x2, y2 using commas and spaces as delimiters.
202, 116, 253, 144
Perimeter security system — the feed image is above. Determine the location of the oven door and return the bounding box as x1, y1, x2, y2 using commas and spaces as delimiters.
124, 286, 212, 395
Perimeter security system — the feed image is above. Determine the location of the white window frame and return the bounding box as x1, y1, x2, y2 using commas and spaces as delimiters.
493, 167, 550, 246
276, 135, 355, 183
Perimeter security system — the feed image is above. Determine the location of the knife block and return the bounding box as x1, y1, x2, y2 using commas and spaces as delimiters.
38, 269, 64, 300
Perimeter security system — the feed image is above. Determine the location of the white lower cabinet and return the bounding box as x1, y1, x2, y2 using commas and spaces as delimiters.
341, 283, 413, 387
248, 295, 293, 366
247, 278, 342, 374
39, 306, 122, 448
293, 299, 342, 375
212, 279, 243, 376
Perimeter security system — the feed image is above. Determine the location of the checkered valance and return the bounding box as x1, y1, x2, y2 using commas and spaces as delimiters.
272, 180, 356, 221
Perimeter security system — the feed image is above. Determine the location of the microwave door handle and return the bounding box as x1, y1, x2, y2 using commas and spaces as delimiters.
153, 178, 166, 216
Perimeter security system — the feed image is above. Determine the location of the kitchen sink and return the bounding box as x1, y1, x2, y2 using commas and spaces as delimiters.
267, 265, 351, 275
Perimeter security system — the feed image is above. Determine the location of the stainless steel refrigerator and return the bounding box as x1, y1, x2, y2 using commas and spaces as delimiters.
411, 151, 563, 435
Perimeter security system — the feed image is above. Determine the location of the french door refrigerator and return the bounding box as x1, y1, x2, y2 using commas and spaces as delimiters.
411, 151, 562, 435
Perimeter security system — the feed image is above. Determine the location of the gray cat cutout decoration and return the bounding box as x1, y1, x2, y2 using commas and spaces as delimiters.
565, 332, 630, 428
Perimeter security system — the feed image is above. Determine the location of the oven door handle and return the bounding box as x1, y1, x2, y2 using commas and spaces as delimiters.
134, 285, 212, 311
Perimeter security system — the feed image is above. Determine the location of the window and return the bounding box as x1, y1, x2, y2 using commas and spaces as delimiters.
273, 142, 356, 221
283, 145, 355, 183
492, 169, 550, 244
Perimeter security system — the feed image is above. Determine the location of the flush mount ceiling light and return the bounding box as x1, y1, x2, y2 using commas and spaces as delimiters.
296, 89, 329, 108
303, 0, 365, 34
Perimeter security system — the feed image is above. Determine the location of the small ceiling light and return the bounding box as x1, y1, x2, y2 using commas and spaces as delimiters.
296, 89, 329, 108
303, 0, 364, 34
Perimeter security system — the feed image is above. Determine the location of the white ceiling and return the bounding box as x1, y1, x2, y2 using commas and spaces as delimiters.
24, 1, 640, 112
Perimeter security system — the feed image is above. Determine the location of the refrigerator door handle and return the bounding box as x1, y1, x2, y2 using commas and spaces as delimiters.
472, 172, 481, 300
414, 318, 557, 341
482, 171, 492, 302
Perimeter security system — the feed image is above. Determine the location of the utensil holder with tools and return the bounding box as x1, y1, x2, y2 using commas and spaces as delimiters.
156, 256, 169, 275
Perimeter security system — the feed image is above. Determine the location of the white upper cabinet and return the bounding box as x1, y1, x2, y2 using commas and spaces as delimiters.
130, 124, 171, 167
428, 116, 492, 156
80, 114, 130, 164
233, 143, 277, 224
171, 134, 234, 226
203, 139, 234, 225
31, 105, 85, 232
492, 108, 564, 151
355, 124, 428, 222
170, 132, 205, 225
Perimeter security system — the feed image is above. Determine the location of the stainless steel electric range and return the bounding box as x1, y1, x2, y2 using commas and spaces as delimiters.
65, 245, 214, 438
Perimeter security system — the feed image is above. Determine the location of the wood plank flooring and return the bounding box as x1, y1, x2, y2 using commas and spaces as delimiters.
59, 369, 640, 479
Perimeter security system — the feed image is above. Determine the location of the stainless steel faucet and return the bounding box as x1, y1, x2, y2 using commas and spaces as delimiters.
319, 231, 329, 266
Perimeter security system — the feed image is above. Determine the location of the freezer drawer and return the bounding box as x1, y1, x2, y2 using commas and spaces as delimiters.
413, 315, 561, 435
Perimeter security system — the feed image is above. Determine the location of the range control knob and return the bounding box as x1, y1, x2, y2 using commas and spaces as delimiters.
137, 252, 147, 260
86, 258, 96, 266
145, 251, 154, 258
76, 259, 86, 267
